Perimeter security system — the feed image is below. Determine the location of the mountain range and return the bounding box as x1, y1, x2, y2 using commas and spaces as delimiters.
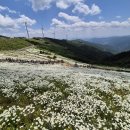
103, 51, 130, 68
28, 38, 111, 64
0, 36, 130, 68
87, 35, 130, 54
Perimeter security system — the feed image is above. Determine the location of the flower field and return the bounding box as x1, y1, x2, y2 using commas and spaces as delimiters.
0, 62, 130, 130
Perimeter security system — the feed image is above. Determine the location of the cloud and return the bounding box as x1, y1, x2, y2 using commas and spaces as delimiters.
99, 16, 104, 20
0, 5, 17, 14
91, 4, 101, 15
52, 12, 130, 29
50, 17, 130, 39
56, 1, 70, 9
116, 16, 121, 19
58, 12, 81, 23
0, 13, 36, 30
16, 15, 36, 25
72, 2, 90, 15
0, 14, 18, 28
72, 3, 101, 15
28, 0, 54, 11
0, 13, 37, 37
51, 18, 67, 27
28, 0, 101, 16
56, 0, 83, 9
2, 17, 130, 38
51, 13, 130, 39
28, 0, 81, 11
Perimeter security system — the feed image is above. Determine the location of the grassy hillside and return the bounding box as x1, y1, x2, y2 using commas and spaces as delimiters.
73, 39, 114, 54
27, 38, 111, 64
1, 37, 130, 68
103, 50, 130, 67
0, 38, 31, 51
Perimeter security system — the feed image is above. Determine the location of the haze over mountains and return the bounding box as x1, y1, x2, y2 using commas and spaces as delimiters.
87, 35, 130, 54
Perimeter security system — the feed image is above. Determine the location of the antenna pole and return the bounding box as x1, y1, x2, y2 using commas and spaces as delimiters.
66, 29, 68, 40
53, 27, 56, 39
41, 27, 44, 38
25, 22, 29, 38
62, 27, 68, 40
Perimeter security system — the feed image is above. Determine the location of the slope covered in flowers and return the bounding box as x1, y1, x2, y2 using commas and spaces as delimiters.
0, 63, 130, 130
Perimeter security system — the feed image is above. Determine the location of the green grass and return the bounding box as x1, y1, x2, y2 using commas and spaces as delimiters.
0, 37, 129, 68
27, 38, 110, 64
0, 38, 31, 51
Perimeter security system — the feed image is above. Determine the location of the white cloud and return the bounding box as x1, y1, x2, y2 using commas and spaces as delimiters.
0, 13, 37, 37
72, 3, 101, 15
116, 16, 121, 19
28, 0, 53, 11
0, 5, 6, 11
28, 0, 101, 16
56, 0, 83, 9
56, 1, 70, 9
0, 13, 36, 29
50, 14, 130, 39
0, 14, 18, 28
99, 16, 103, 20
58, 12, 81, 23
52, 12, 130, 29
16, 15, 36, 25
72, 2, 90, 15
0, 5, 17, 14
91, 4, 101, 15
51, 18, 67, 27
2, 18, 130, 39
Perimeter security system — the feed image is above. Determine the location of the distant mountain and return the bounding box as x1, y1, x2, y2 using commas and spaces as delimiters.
28, 38, 112, 64
73, 39, 113, 53
87, 36, 130, 54
103, 50, 130, 68
0, 35, 10, 38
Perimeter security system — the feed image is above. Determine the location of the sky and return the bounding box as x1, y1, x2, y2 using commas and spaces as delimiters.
0, 0, 130, 39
